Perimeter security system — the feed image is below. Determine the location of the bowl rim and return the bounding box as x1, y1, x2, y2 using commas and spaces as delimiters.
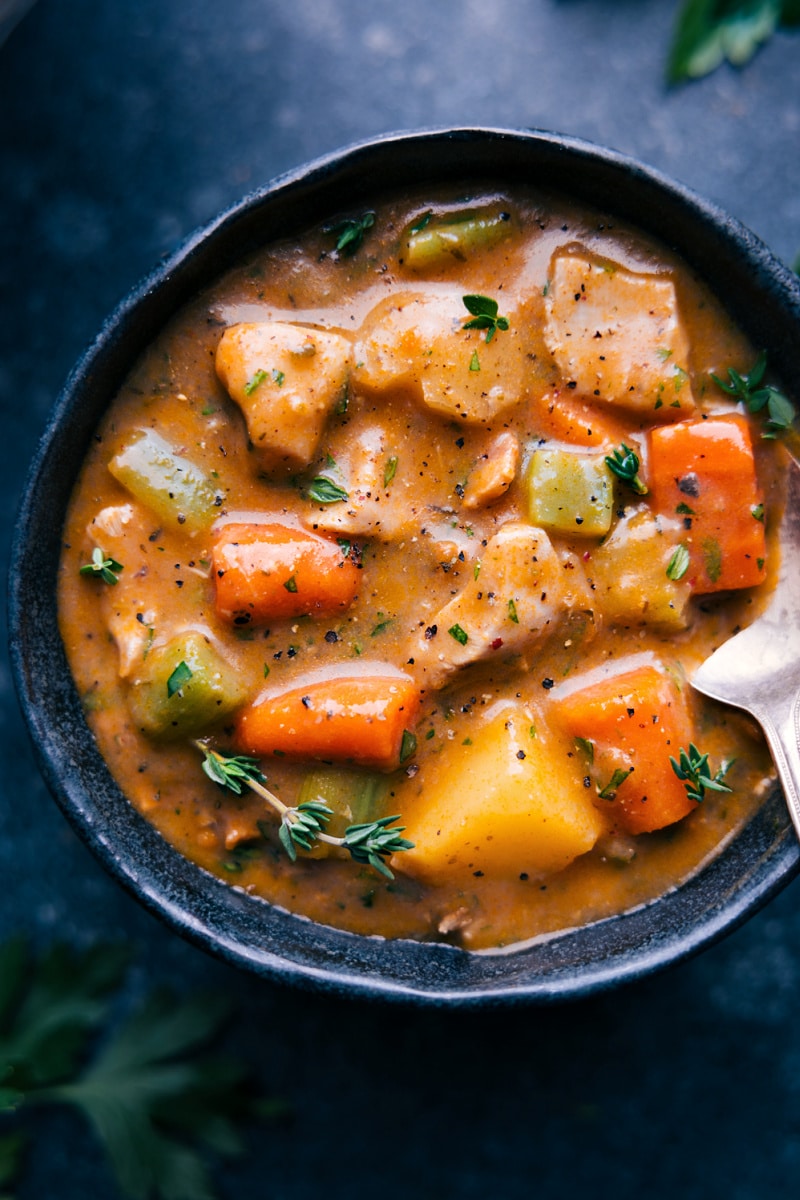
9, 125, 800, 1006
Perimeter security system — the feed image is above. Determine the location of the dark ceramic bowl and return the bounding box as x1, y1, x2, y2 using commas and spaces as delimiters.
10, 128, 800, 1004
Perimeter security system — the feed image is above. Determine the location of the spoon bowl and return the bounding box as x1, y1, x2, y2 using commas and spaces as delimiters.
692, 454, 800, 838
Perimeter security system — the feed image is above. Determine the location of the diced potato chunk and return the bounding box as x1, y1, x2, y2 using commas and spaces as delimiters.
409, 522, 593, 690
396, 707, 605, 883
544, 254, 695, 418
127, 631, 251, 741
525, 447, 614, 537
216, 322, 351, 474
353, 291, 527, 423
586, 508, 692, 630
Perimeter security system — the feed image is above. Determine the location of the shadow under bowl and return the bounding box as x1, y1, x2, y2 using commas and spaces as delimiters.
9, 127, 800, 1005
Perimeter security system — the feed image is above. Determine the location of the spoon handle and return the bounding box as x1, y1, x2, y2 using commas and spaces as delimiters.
758, 691, 800, 843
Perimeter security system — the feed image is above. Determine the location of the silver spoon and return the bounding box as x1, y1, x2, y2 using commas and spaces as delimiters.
692, 454, 800, 839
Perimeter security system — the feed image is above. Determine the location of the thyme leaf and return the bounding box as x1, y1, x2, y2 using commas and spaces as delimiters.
666, 544, 691, 581
79, 547, 124, 586
307, 476, 349, 504
194, 744, 413, 877
711, 351, 797, 438
597, 767, 634, 800
462, 294, 510, 343
604, 443, 648, 495
670, 743, 733, 803
166, 660, 193, 698
324, 211, 375, 256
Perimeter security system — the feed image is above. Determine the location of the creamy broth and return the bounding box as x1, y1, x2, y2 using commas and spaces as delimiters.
58, 186, 784, 949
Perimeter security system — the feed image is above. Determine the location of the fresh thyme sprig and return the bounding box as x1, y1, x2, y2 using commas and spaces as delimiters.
195, 743, 414, 879
461, 294, 510, 343
604, 443, 648, 495
711, 351, 797, 439
670, 743, 734, 803
79, 547, 123, 585
200, 748, 266, 793
324, 211, 375, 256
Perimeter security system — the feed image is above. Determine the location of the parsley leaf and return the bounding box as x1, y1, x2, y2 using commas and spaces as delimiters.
0, 937, 280, 1200
667, 0, 783, 83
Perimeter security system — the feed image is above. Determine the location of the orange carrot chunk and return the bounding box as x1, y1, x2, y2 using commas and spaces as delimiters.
551, 663, 697, 835
212, 522, 360, 624
235, 664, 420, 771
648, 414, 766, 594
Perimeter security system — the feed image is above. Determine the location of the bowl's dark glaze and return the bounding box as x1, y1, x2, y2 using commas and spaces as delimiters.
10, 128, 800, 1005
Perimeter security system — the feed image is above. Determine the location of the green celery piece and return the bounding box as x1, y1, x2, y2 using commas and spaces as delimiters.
108, 428, 222, 533
525, 448, 614, 537
127, 632, 250, 741
403, 205, 514, 270
296, 766, 390, 841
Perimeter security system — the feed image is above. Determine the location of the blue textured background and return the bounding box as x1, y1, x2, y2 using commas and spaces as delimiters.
2, 2, 800, 1195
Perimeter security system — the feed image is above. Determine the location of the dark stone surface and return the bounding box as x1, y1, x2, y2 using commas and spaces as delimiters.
2, 1, 800, 1196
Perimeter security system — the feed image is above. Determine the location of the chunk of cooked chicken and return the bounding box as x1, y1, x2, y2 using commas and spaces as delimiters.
216, 322, 351, 474
85, 503, 212, 677
544, 254, 695, 418
462, 431, 520, 509
352, 290, 528, 423
303, 423, 418, 541
86, 504, 158, 676
407, 522, 592, 691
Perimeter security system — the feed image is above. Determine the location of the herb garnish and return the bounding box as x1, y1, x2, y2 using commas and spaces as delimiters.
598, 767, 634, 799
384, 456, 398, 487
196, 744, 413, 878
307, 476, 349, 504
666, 544, 691, 581
448, 623, 469, 645
711, 351, 797, 438
670, 743, 733, 802
166, 660, 192, 697
325, 211, 375, 256
575, 736, 595, 763
79, 547, 123, 585
667, 0, 799, 84
244, 368, 269, 395
461, 294, 510, 343
400, 730, 417, 762
604, 443, 648, 495
371, 612, 393, 636
0, 936, 277, 1200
